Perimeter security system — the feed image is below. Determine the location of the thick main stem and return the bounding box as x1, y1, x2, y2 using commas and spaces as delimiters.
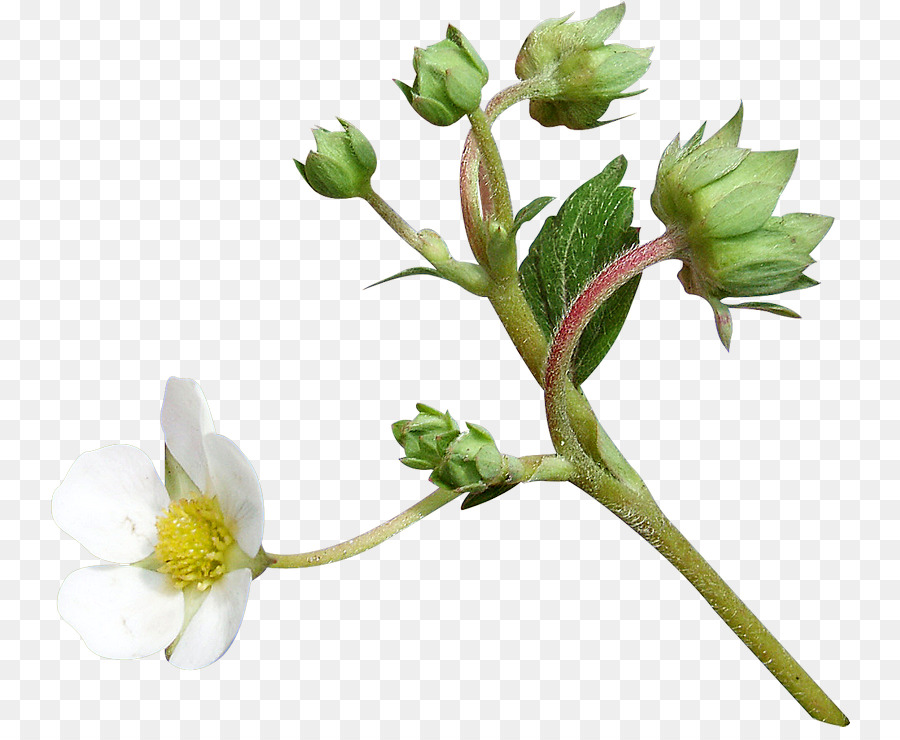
596, 485, 849, 727
544, 236, 848, 725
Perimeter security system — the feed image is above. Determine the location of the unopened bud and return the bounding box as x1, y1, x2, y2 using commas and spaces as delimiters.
295, 118, 377, 199
395, 25, 489, 126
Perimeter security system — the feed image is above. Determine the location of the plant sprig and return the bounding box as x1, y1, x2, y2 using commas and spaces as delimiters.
292, 3, 844, 725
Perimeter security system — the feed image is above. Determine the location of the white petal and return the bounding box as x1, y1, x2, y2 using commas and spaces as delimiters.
160, 377, 216, 494
53, 445, 169, 563
167, 569, 251, 669
202, 433, 264, 557
58, 565, 184, 660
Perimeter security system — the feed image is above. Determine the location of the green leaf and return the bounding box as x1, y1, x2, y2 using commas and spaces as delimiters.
512, 196, 555, 237
365, 266, 449, 289
518, 156, 641, 385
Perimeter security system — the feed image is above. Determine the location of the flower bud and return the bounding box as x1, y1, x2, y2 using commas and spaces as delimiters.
651, 104, 833, 348
395, 25, 489, 126
295, 118, 377, 199
515, 5, 652, 130
392, 404, 460, 471
430, 423, 523, 495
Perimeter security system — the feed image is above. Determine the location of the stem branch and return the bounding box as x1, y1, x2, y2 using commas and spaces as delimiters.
363, 187, 430, 255
466, 107, 514, 231
363, 187, 491, 295
544, 233, 680, 481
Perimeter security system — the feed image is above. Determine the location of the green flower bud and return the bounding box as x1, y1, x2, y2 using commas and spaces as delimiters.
295, 118, 377, 199
515, 5, 652, 130
392, 404, 460, 471
430, 423, 523, 495
395, 25, 489, 126
651, 104, 833, 349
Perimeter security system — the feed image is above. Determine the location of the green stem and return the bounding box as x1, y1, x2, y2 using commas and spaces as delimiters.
268, 454, 573, 569
457, 86, 643, 486
458, 81, 541, 268
267, 486, 463, 569
466, 107, 514, 231
518, 453, 576, 482
542, 235, 848, 725
363, 187, 491, 296
363, 187, 431, 256
592, 483, 849, 727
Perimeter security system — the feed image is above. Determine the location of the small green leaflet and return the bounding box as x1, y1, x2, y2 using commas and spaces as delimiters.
518, 155, 640, 386
365, 266, 448, 289
512, 196, 554, 239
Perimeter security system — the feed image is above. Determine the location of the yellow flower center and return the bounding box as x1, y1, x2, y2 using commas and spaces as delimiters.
155, 495, 234, 591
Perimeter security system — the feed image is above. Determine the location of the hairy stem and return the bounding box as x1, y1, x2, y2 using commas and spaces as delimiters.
591, 482, 849, 727
267, 487, 463, 569
363, 187, 490, 295
364, 188, 420, 248
466, 107, 514, 232
545, 233, 680, 481
458, 87, 644, 485
459, 81, 541, 264
267, 454, 573, 569
543, 233, 848, 725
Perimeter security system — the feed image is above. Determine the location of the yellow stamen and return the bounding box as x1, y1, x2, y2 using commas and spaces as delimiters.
155, 495, 234, 591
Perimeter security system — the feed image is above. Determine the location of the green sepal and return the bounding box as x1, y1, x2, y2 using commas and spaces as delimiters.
729, 302, 802, 318
694, 103, 743, 154
293, 158, 308, 184
672, 147, 750, 193
394, 78, 415, 104
400, 457, 434, 471
588, 45, 654, 96
446, 24, 489, 81
701, 183, 785, 238
711, 298, 734, 351
392, 404, 461, 472
778, 213, 834, 253
681, 123, 707, 158
164, 446, 198, 501
584, 2, 627, 45
518, 155, 640, 385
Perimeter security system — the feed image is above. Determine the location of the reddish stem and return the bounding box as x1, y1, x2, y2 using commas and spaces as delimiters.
544, 233, 681, 469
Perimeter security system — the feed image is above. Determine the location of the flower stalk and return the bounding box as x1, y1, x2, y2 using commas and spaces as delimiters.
544, 233, 680, 480
362, 186, 491, 296
266, 454, 574, 568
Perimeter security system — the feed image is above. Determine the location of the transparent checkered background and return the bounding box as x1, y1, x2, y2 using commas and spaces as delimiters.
4, 0, 897, 738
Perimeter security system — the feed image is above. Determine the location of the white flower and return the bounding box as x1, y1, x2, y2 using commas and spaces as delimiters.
53, 377, 267, 669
